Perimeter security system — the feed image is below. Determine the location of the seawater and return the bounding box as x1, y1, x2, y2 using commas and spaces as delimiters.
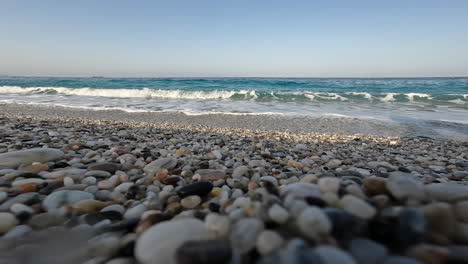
0, 77, 467, 124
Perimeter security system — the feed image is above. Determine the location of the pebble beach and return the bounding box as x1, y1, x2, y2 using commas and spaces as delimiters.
0, 105, 468, 264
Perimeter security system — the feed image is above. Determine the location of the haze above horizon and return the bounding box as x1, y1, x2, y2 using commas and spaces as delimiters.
1, 0, 468, 78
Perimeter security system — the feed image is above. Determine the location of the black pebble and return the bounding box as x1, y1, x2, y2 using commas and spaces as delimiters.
177, 181, 213, 198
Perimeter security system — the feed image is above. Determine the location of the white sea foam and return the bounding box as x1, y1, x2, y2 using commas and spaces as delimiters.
346, 92, 373, 99
405, 93, 432, 102
380, 93, 398, 102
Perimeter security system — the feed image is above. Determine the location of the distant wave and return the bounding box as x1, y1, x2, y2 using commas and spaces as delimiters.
0, 86, 467, 105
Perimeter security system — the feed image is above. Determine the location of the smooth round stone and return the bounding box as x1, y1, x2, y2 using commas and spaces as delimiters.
318, 177, 340, 193
2, 224, 32, 238
123, 204, 146, 220
195, 169, 227, 181
324, 208, 368, 243
454, 201, 468, 223
280, 183, 321, 199
363, 176, 388, 196
0, 212, 18, 234
257, 230, 284, 255
88, 163, 121, 174
0, 148, 64, 168
101, 204, 126, 215
0, 192, 40, 211
339, 195, 376, 219
135, 218, 213, 264
114, 182, 134, 193
386, 174, 426, 201
63, 176, 74, 186
180, 195, 202, 209
11, 178, 45, 187
314, 246, 356, 264
268, 204, 290, 224
382, 256, 422, 264
143, 158, 178, 175
10, 203, 34, 215
349, 238, 388, 264
177, 181, 213, 198
230, 218, 264, 254
42, 190, 94, 211
205, 213, 230, 237
82, 176, 97, 185
232, 165, 249, 178
85, 170, 112, 178
176, 240, 232, 264
425, 183, 468, 203
0, 192, 7, 203
98, 175, 119, 189
72, 199, 111, 214
297, 206, 331, 241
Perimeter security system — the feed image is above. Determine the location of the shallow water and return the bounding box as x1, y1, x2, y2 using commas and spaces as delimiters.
0, 77, 467, 128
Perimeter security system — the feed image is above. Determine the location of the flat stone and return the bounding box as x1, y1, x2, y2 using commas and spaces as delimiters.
339, 195, 376, 219
42, 190, 94, 211
135, 218, 213, 264
386, 174, 426, 201
176, 240, 232, 264
423, 203, 457, 240
195, 169, 226, 181
85, 170, 112, 178
230, 218, 264, 254
425, 183, 468, 203
0, 148, 64, 168
177, 181, 213, 197
143, 158, 178, 175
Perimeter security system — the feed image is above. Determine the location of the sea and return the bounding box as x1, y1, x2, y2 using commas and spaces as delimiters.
0, 77, 467, 134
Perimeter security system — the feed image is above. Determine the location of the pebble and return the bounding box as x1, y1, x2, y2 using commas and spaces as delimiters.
425, 183, 468, 202
10, 203, 34, 215
339, 194, 376, 219
268, 204, 290, 224
85, 170, 112, 178
297, 206, 331, 241
0, 192, 40, 211
318, 177, 340, 193
135, 218, 213, 264
363, 176, 387, 196
29, 212, 67, 229
205, 213, 230, 237
88, 163, 121, 174
232, 165, 249, 178
42, 190, 94, 211
101, 204, 126, 214
257, 230, 285, 255
195, 169, 227, 181
386, 174, 426, 202
143, 158, 178, 175
177, 181, 214, 197
0, 148, 64, 168
0, 192, 7, 203
0, 212, 18, 234
123, 204, 147, 220
180, 195, 202, 209
230, 218, 265, 254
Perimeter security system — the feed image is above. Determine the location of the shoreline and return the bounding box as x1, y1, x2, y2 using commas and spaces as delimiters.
2, 102, 467, 141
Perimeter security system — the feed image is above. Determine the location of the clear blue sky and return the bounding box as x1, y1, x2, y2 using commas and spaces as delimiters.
1, 0, 468, 77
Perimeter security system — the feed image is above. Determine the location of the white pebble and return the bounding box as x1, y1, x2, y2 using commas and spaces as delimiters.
297, 206, 331, 241
256, 230, 284, 255
268, 204, 290, 224
205, 213, 230, 237
0, 212, 18, 234
64, 176, 75, 186
180, 195, 201, 209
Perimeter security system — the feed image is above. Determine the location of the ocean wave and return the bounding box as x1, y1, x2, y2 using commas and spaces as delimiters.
0, 86, 467, 105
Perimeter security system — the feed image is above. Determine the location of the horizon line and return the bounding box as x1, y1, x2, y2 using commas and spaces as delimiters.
1, 75, 468, 79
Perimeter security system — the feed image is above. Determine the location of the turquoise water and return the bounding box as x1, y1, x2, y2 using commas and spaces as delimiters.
0, 77, 467, 124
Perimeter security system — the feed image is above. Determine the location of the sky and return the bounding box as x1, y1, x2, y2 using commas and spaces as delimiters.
1, 0, 468, 77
